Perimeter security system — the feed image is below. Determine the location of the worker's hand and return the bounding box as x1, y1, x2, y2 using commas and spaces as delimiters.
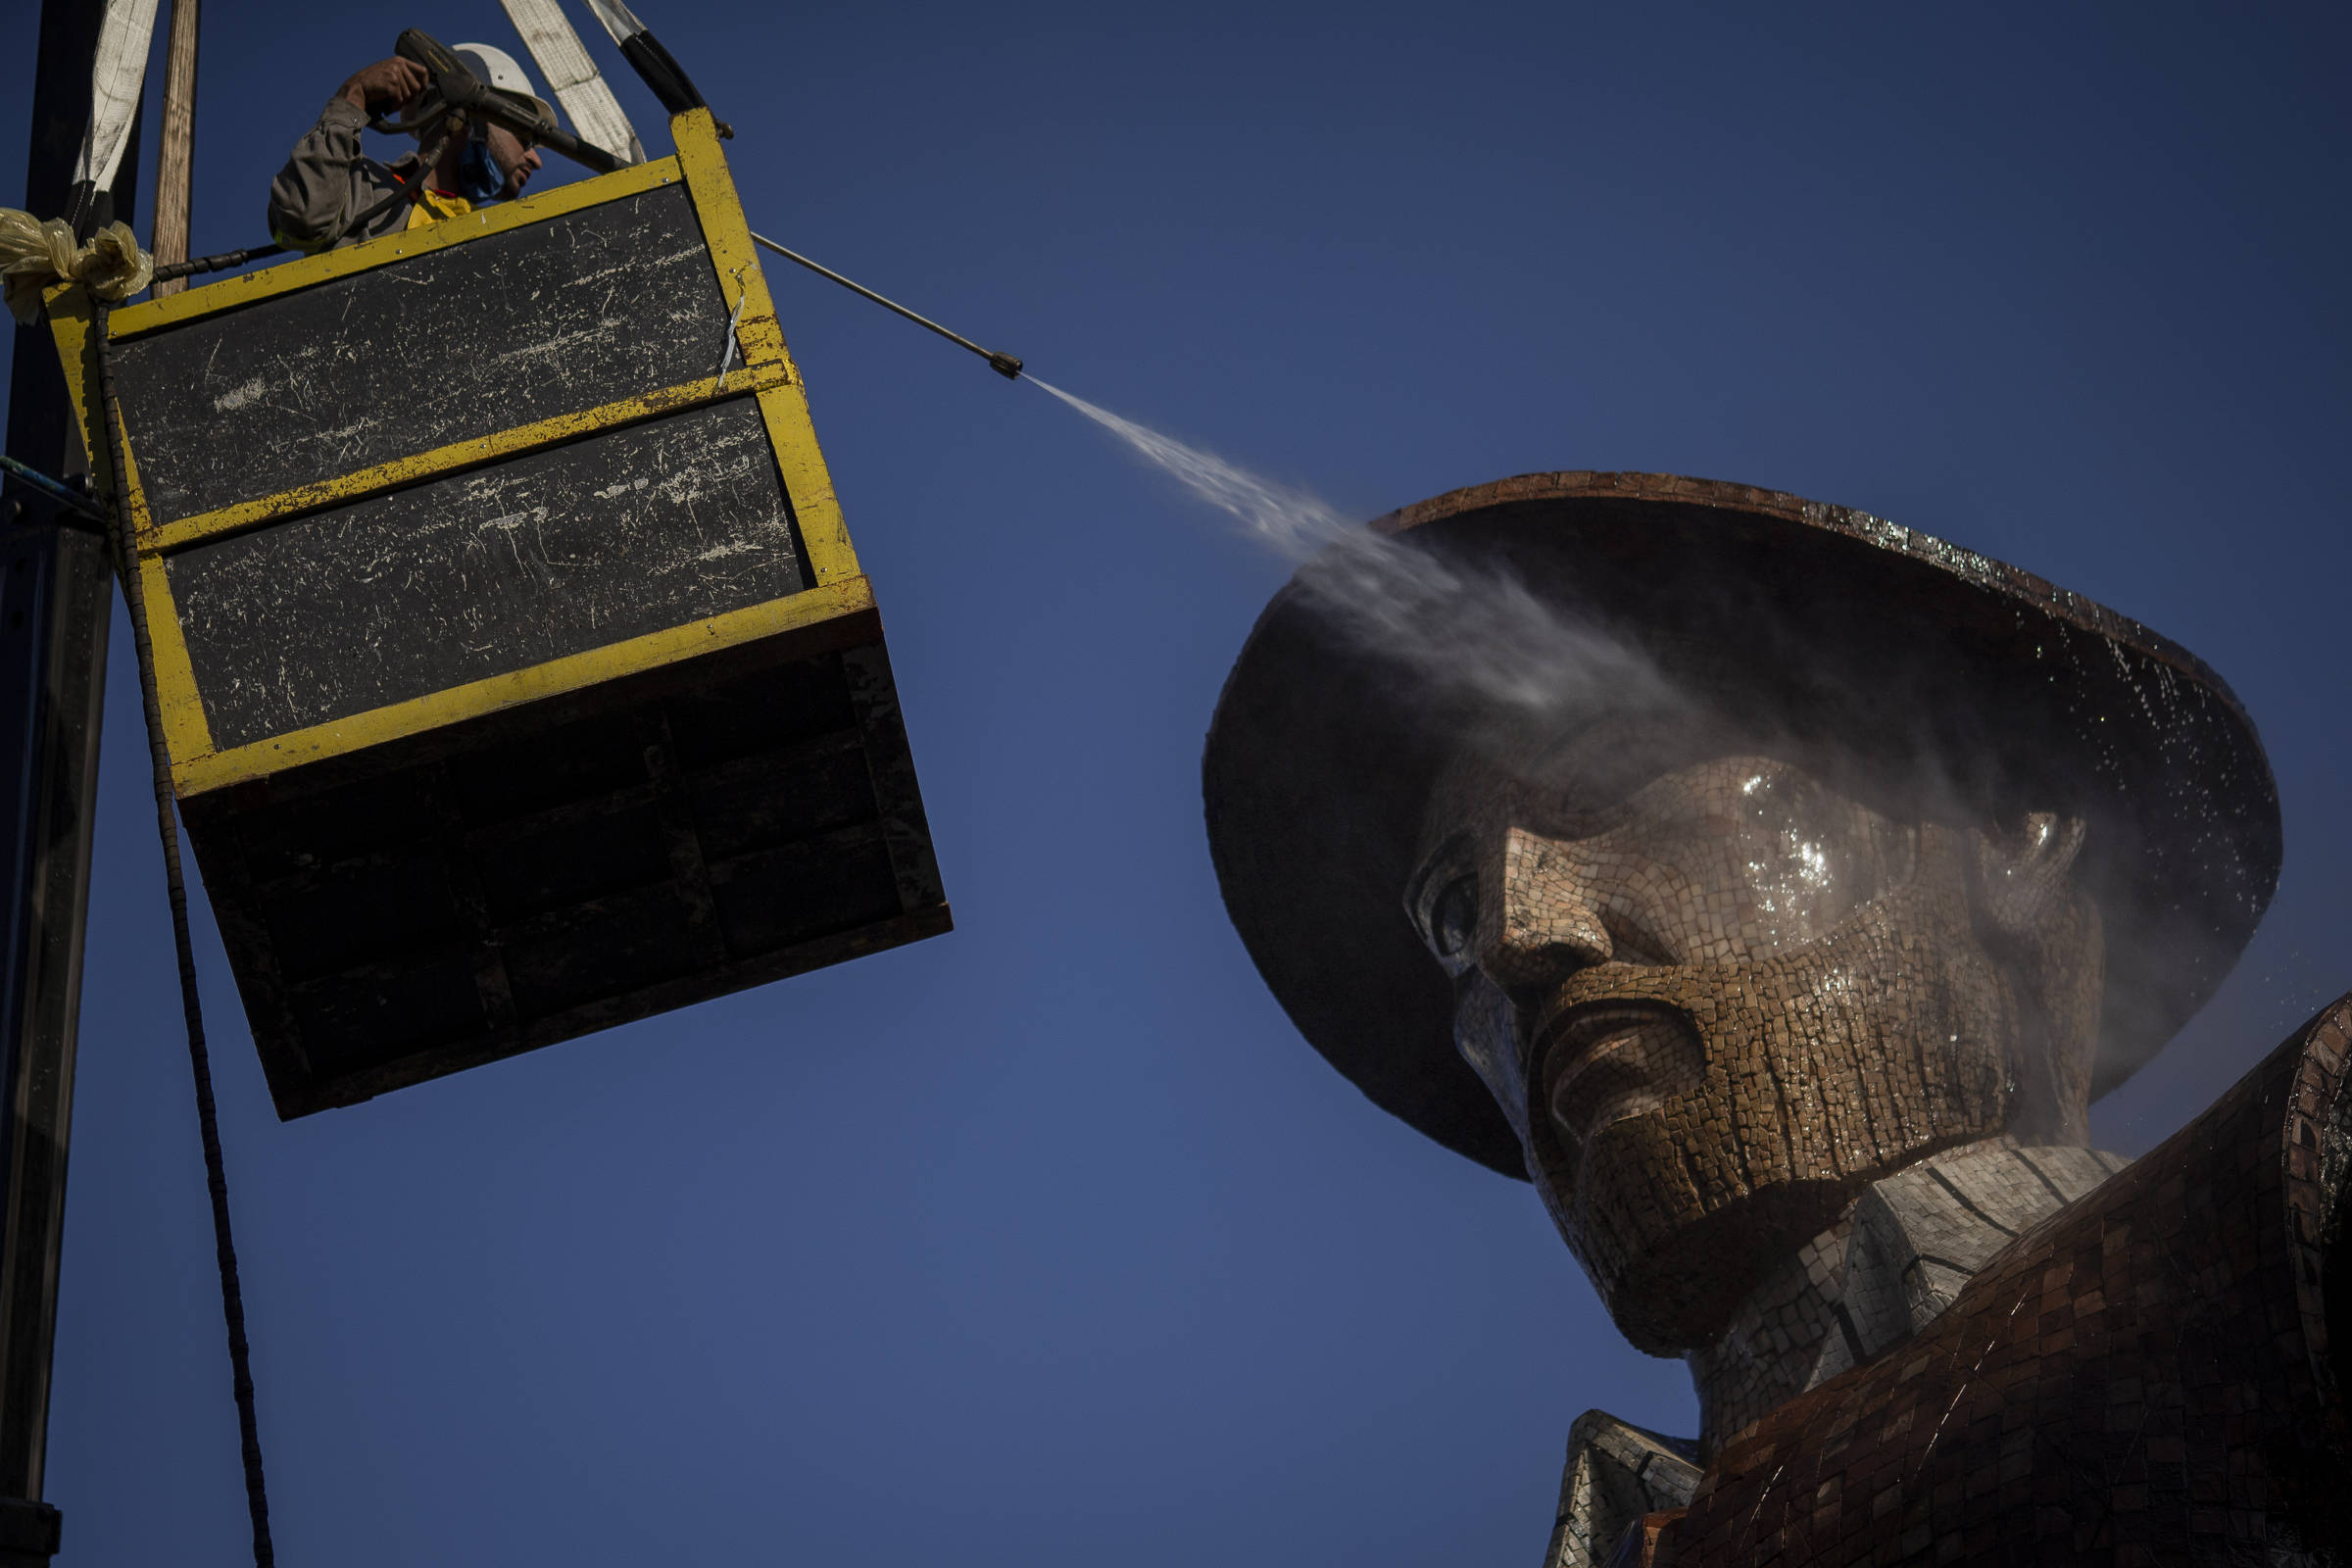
337, 58, 431, 116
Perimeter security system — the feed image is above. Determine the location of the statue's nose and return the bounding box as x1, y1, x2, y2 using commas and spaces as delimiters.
1476, 826, 1614, 993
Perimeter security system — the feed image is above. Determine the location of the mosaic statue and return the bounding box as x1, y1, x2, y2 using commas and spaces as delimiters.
1203, 474, 2347, 1565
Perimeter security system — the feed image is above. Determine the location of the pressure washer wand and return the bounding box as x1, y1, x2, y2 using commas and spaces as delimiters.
749, 231, 1024, 381
575, 0, 1023, 380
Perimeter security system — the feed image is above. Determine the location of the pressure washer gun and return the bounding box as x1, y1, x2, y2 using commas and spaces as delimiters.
370, 28, 628, 175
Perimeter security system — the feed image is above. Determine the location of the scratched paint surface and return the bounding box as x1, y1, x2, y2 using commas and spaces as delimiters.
166, 396, 806, 751
111, 182, 726, 525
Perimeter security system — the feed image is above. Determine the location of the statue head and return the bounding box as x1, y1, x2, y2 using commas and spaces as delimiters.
1205, 474, 2278, 1352
1405, 709, 2103, 1348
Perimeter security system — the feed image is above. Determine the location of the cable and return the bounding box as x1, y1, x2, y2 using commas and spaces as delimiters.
152, 243, 284, 283
89, 302, 275, 1568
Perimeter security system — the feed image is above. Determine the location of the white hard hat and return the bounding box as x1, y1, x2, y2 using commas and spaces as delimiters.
452, 41, 557, 132
453, 42, 539, 98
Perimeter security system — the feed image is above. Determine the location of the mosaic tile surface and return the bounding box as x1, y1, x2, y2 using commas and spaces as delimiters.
1647, 1000, 2352, 1564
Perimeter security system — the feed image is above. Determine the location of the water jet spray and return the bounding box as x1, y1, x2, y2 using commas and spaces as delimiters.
1023, 376, 1676, 723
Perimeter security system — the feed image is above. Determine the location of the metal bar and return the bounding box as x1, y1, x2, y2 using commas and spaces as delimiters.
747, 231, 1023, 380
582, 0, 649, 43
0, 0, 141, 1547
578, 0, 709, 120
0, 462, 101, 524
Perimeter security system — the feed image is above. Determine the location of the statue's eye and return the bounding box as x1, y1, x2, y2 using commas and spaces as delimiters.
1431, 874, 1479, 957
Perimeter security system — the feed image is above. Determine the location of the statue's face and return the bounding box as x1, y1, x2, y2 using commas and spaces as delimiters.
1406, 719, 2066, 1352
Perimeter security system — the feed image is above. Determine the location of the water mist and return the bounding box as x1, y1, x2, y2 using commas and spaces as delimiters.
1028, 377, 1673, 725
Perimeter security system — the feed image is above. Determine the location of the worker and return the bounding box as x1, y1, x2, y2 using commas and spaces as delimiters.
266, 43, 549, 254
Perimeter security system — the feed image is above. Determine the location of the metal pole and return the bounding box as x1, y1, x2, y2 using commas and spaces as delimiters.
0, 0, 144, 1557
150, 0, 198, 300
747, 231, 1024, 380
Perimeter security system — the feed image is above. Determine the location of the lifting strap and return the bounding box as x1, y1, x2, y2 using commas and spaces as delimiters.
89, 300, 275, 1568
497, 0, 646, 168
65, 0, 162, 231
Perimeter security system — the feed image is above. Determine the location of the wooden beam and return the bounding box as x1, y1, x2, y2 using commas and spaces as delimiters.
149, 0, 197, 299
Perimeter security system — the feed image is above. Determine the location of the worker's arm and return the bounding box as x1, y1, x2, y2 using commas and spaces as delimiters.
264, 59, 430, 254
265, 97, 373, 253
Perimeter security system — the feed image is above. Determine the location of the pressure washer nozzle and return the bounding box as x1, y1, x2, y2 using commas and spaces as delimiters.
989, 352, 1024, 381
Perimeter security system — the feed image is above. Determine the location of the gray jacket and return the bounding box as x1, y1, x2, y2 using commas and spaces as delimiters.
266, 97, 429, 254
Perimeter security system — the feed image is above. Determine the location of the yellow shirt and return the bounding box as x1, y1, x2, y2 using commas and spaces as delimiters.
405, 189, 476, 229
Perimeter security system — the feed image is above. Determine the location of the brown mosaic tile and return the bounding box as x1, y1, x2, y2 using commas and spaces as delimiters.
1648, 1002, 2352, 1564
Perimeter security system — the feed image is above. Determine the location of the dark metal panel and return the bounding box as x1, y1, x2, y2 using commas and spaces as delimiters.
472, 795, 671, 923
257, 850, 464, 981
166, 396, 808, 750
175, 616, 952, 1119
688, 740, 875, 862
501, 880, 709, 1018
708, 827, 902, 955
665, 651, 858, 766
444, 709, 652, 823
842, 642, 945, 914
287, 949, 488, 1081
112, 181, 726, 524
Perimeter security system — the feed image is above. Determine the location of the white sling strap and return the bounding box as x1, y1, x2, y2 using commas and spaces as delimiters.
72, 0, 164, 217
498, 0, 648, 167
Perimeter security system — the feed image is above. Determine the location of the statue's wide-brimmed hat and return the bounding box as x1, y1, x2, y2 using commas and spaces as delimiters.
1202, 473, 2280, 1179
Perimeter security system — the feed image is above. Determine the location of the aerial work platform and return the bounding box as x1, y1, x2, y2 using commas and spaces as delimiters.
48, 110, 949, 1117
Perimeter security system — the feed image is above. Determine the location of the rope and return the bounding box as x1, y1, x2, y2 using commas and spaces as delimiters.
89, 301, 275, 1568
0, 212, 152, 323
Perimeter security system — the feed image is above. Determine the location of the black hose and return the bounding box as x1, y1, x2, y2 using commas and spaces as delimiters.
152, 244, 286, 283
90, 302, 275, 1568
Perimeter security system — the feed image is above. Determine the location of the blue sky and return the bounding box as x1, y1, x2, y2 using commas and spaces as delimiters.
4, 2, 2349, 1563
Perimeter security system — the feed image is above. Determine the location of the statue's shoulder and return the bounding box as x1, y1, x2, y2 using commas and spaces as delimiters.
1656, 994, 2352, 1567
1542, 1409, 1701, 1568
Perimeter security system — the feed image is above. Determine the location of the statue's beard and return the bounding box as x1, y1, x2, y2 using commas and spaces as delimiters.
1522, 863, 2018, 1353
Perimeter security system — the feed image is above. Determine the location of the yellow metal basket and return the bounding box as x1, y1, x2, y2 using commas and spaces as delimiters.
48, 110, 950, 1116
